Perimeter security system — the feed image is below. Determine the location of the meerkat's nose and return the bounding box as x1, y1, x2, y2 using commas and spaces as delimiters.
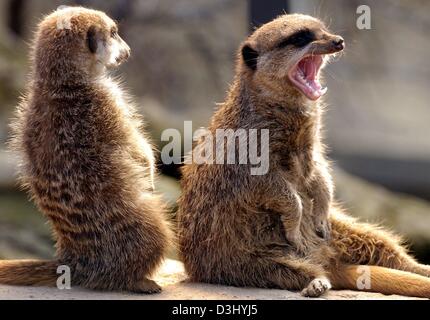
124, 49, 131, 60
332, 36, 345, 50
117, 48, 131, 63
122, 42, 131, 60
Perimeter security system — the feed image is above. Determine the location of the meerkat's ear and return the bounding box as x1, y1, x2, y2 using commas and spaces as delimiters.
242, 43, 259, 71
87, 26, 100, 54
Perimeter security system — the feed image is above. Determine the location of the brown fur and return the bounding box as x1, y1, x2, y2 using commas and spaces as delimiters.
3, 7, 171, 293
177, 14, 430, 298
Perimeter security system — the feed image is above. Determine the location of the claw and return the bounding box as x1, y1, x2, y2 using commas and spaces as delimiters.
315, 218, 332, 241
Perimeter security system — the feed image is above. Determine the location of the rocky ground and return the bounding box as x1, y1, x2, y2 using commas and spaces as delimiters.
0, 259, 423, 300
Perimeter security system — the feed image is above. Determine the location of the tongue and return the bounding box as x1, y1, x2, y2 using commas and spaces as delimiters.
302, 58, 316, 80
295, 57, 327, 100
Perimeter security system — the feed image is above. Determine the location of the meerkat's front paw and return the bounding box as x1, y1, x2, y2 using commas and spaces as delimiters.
301, 277, 332, 298
132, 278, 162, 294
286, 228, 307, 253
314, 217, 332, 241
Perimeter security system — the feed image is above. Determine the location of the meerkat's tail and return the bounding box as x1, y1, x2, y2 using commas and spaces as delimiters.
330, 264, 430, 299
0, 260, 58, 287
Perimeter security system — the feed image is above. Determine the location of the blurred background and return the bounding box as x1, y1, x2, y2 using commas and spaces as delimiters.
0, 0, 429, 263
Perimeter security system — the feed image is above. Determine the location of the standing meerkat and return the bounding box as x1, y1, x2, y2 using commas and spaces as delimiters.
178, 14, 430, 298
1, 7, 171, 293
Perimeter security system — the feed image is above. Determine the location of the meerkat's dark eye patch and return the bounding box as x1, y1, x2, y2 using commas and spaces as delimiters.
242, 45, 259, 71
87, 26, 99, 54
277, 29, 316, 49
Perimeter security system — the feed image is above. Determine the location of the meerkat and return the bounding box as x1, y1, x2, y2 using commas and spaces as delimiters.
1, 7, 171, 293
178, 14, 430, 298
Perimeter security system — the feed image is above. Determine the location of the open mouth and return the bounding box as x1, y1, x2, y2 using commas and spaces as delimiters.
288, 55, 326, 101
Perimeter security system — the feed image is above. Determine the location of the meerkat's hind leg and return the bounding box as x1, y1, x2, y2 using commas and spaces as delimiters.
131, 278, 162, 294
301, 277, 332, 297
261, 255, 331, 297
331, 209, 430, 278
409, 263, 430, 278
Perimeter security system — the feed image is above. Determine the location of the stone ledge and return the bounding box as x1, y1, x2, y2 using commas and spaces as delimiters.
0, 260, 423, 300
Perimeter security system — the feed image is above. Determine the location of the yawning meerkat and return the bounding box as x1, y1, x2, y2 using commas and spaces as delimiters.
178, 14, 430, 298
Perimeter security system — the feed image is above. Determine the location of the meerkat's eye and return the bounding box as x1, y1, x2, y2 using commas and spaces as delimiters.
277, 29, 316, 49
111, 29, 118, 38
